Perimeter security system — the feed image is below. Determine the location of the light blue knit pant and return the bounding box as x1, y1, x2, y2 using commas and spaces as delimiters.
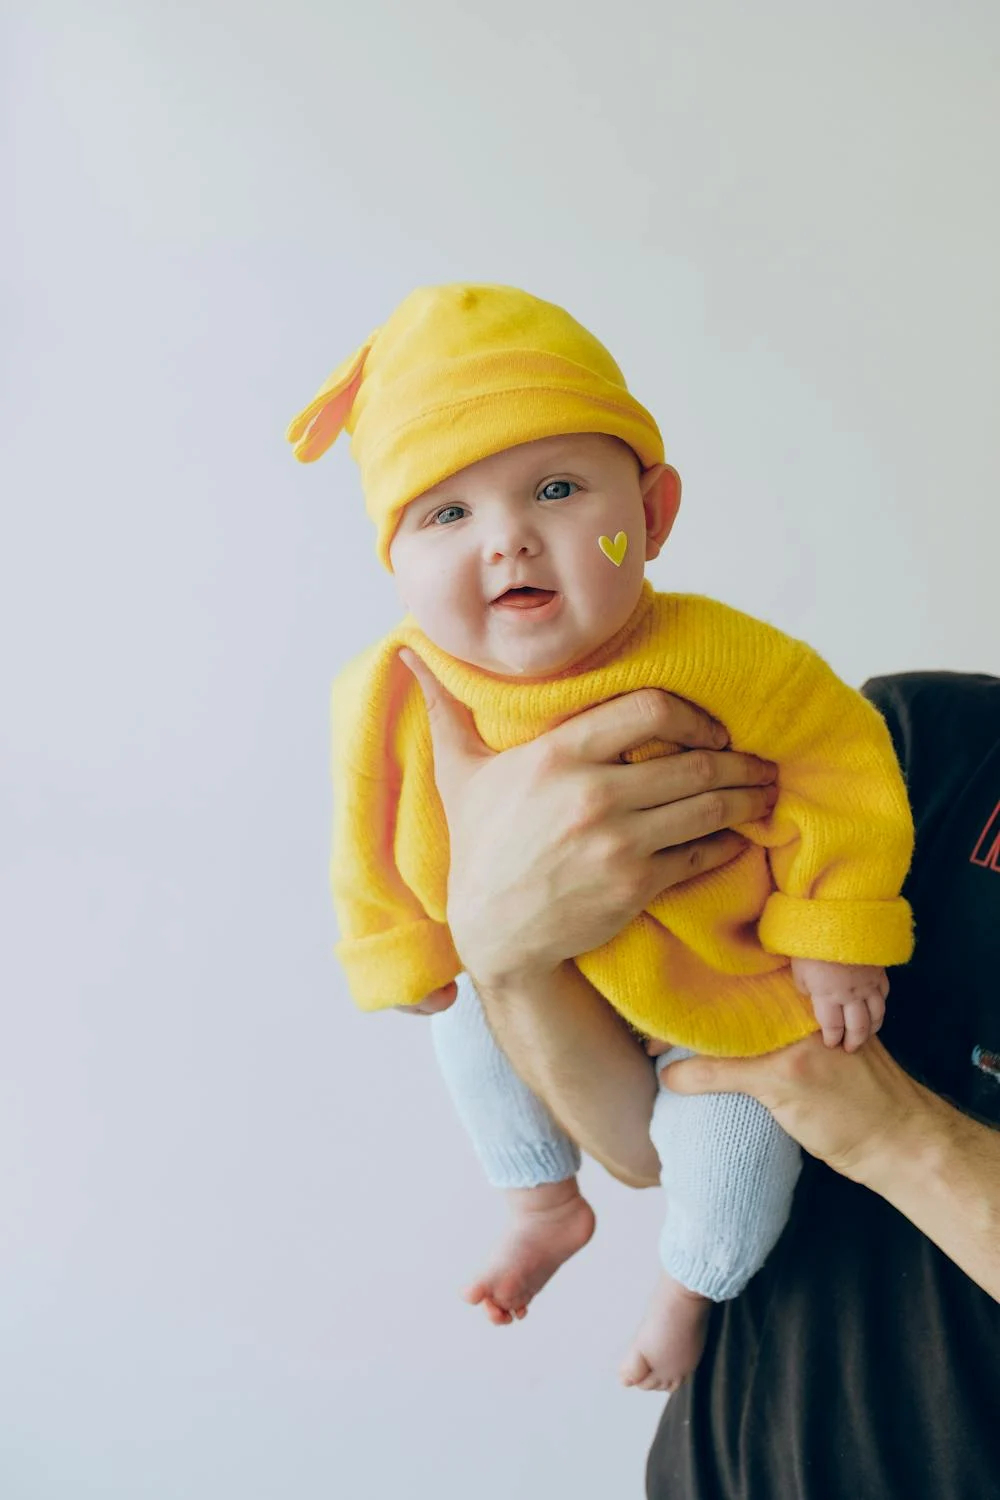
432, 973, 801, 1301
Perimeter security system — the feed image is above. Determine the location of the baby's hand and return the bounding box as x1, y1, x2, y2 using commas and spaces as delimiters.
394, 982, 458, 1017
790, 958, 888, 1052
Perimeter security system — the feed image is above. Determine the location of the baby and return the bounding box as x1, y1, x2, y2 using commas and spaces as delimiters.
287, 284, 914, 1391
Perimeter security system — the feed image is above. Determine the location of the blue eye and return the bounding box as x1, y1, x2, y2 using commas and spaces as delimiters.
539, 480, 578, 501
432, 504, 467, 526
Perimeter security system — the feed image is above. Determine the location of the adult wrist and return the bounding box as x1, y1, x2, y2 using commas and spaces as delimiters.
849, 1082, 950, 1196
466, 954, 567, 1001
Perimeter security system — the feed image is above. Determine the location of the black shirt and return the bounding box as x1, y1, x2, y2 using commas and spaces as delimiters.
646, 672, 1000, 1500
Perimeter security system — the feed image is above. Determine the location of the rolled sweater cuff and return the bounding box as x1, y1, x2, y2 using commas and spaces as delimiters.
478, 1139, 582, 1191
758, 893, 914, 967
337, 919, 460, 1010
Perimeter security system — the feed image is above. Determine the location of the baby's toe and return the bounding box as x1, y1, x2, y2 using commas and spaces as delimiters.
620, 1349, 652, 1388
480, 1295, 512, 1325
493, 1275, 529, 1313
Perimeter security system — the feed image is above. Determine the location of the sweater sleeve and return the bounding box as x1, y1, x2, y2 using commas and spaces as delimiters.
330, 648, 461, 1012
737, 643, 916, 967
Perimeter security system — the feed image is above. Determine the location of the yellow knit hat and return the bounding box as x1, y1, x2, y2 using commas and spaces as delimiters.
286, 284, 665, 569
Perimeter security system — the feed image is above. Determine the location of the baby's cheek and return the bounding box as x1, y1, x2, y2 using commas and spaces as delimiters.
574, 533, 645, 628
406, 571, 482, 657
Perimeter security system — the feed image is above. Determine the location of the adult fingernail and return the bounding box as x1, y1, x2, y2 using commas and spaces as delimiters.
764, 784, 779, 806
711, 721, 729, 747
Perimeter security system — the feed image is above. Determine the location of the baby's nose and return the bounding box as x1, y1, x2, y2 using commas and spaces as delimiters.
486, 520, 541, 562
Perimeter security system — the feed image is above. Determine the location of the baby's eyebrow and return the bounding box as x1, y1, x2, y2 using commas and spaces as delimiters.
416, 483, 460, 507
534, 464, 590, 485
533, 443, 602, 473
534, 440, 584, 461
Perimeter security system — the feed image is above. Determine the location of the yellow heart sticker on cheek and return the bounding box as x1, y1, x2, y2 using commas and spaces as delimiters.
598, 531, 629, 567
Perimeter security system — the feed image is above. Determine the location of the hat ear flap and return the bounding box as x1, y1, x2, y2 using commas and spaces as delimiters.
286, 334, 376, 462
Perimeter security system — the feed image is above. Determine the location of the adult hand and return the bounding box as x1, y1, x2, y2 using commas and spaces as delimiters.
400, 652, 778, 989
661, 1033, 935, 1185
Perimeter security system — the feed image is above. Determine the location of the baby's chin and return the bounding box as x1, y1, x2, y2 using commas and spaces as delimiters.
478, 637, 596, 679
414, 607, 613, 678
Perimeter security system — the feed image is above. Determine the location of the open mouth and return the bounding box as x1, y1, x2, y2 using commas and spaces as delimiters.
491, 586, 559, 611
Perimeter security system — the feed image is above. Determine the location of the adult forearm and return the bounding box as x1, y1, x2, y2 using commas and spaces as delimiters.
862, 1090, 1000, 1301
475, 962, 661, 1189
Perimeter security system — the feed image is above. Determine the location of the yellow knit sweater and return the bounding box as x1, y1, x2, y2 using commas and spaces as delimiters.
330, 584, 914, 1057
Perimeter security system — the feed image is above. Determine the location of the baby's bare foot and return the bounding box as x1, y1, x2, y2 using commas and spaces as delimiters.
464, 1179, 596, 1325
620, 1272, 711, 1392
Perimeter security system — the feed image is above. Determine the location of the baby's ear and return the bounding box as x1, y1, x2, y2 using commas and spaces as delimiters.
643, 464, 682, 560
286, 333, 377, 462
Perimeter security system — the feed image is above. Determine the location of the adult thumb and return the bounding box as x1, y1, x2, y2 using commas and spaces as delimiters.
660, 1053, 752, 1098
399, 650, 491, 785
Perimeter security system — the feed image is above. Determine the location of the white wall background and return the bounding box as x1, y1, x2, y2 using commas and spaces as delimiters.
2, 1, 998, 1496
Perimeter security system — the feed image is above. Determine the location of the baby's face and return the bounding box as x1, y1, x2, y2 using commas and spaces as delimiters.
388, 434, 676, 677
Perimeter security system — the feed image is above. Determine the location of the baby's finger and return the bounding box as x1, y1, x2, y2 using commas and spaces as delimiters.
811, 996, 845, 1049
866, 985, 887, 1033
842, 999, 873, 1053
